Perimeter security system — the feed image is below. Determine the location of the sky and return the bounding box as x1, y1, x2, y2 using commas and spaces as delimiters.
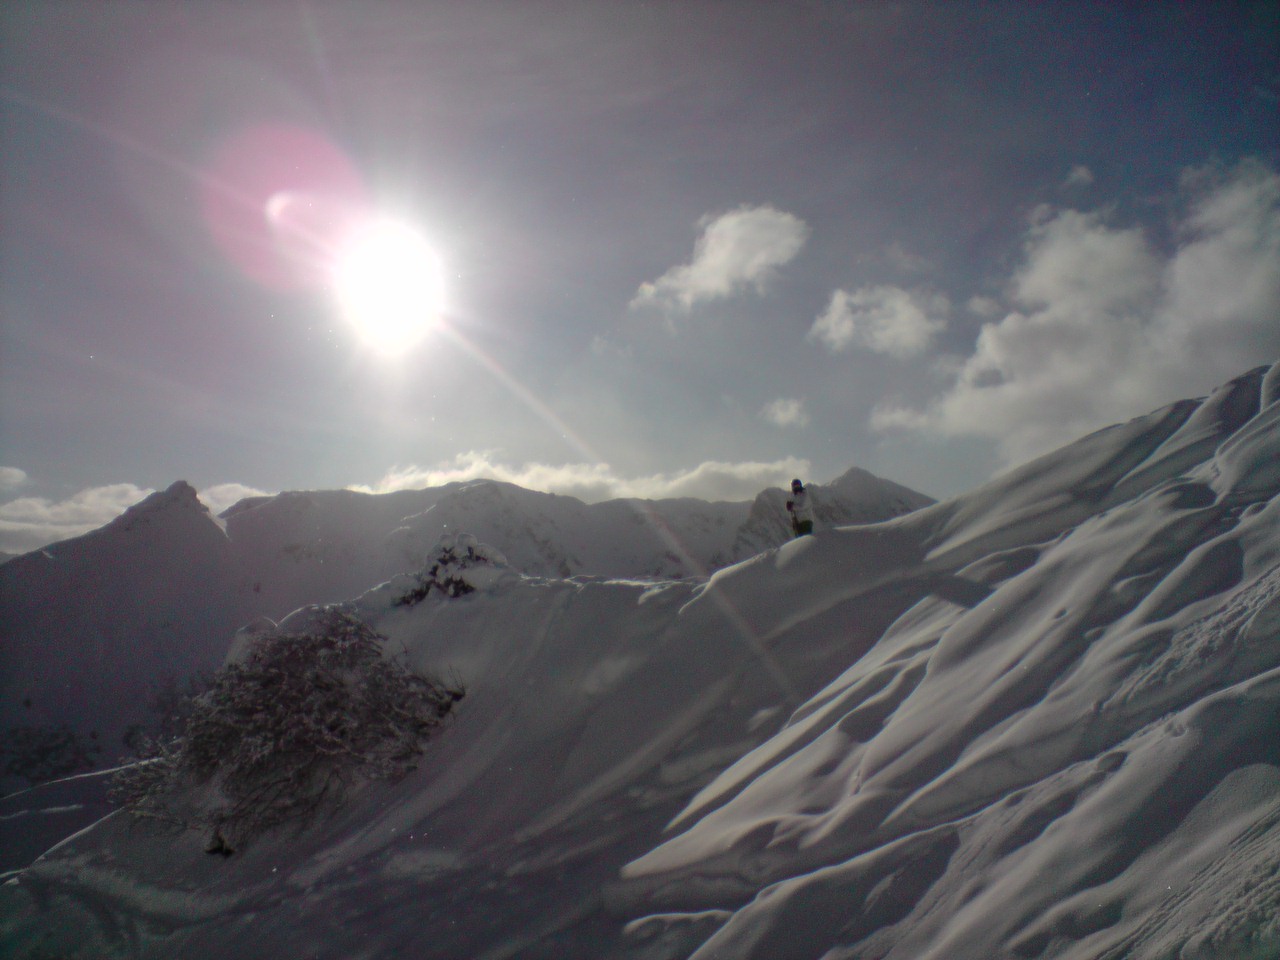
1, 0, 1278, 555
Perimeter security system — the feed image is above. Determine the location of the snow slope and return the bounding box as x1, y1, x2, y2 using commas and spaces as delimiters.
618, 362, 1280, 959
2, 363, 1278, 959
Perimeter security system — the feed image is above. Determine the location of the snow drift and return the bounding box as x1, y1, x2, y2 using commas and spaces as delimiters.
1, 363, 1278, 959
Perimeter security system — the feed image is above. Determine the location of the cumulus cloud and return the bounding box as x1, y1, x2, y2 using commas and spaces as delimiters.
809, 285, 949, 358
885, 242, 933, 274
761, 397, 810, 429
967, 295, 1003, 317
0, 483, 153, 555
1062, 164, 1095, 189
872, 159, 1280, 466
0, 467, 28, 492
353, 451, 812, 503
630, 205, 809, 314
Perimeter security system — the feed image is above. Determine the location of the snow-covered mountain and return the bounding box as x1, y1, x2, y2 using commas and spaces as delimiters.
0, 483, 249, 762
222, 480, 748, 615
224, 471, 930, 607
3, 362, 1278, 959
0, 471, 928, 775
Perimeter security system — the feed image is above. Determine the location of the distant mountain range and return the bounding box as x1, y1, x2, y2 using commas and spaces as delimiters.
0, 467, 932, 764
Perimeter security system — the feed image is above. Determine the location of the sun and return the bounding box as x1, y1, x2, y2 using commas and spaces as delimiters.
330, 217, 445, 356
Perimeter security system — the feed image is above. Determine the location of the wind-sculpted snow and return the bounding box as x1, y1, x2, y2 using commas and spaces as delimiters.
618, 363, 1280, 959
2, 364, 1278, 959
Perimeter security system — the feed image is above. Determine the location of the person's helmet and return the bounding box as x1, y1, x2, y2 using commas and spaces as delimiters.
791, 478, 803, 490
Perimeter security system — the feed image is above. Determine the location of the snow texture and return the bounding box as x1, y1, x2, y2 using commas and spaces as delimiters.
2, 363, 1279, 959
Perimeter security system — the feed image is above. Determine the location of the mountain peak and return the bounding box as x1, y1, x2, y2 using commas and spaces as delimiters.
828, 465, 935, 508
102, 480, 222, 537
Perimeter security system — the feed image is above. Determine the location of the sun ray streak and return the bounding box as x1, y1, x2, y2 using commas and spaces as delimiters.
438, 320, 800, 704
0, 85, 239, 210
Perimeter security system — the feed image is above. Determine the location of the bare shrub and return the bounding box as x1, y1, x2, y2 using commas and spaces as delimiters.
110, 610, 463, 852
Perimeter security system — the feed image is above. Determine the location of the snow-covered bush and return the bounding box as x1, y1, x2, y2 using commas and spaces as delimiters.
395, 533, 510, 606
110, 610, 463, 852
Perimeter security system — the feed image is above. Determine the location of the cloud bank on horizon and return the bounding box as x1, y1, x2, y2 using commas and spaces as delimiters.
0, 482, 269, 557
349, 452, 812, 504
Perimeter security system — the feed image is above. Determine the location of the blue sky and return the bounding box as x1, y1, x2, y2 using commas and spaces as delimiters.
2, 1, 1278, 553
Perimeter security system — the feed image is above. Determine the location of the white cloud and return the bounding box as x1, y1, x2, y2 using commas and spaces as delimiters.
353, 451, 811, 503
0, 467, 28, 492
0, 480, 276, 554
967, 295, 1003, 317
589, 334, 632, 359
885, 241, 933, 274
872, 160, 1280, 466
199, 482, 271, 516
630, 205, 809, 314
355, 455, 620, 502
761, 397, 810, 429
0, 483, 153, 555
630, 458, 812, 501
809, 285, 949, 358
1062, 165, 1095, 189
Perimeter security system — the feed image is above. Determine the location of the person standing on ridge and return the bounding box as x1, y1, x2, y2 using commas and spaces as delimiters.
785, 478, 814, 537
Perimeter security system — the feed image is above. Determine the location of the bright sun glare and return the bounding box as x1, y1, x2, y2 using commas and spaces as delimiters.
331, 218, 445, 356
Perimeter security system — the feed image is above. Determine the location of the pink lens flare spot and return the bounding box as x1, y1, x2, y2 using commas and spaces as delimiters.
200, 123, 368, 289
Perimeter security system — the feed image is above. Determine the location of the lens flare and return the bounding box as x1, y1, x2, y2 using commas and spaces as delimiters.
200, 123, 367, 290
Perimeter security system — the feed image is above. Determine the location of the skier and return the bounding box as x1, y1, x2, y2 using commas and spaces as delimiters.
785, 478, 814, 537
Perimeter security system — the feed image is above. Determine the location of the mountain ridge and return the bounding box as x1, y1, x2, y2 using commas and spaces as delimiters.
0, 468, 931, 773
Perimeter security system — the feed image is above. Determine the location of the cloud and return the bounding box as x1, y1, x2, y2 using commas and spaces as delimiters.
872, 159, 1280, 466
630, 205, 809, 313
809, 285, 949, 358
0, 467, 28, 492
0, 483, 153, 555
355, 456, 620, 503
761, 397, 810, 429
0, 480, 276, 554
630, 458, 813, 501
885, 242, 933, 274
199, 482, 271, 516
353, 451, 812, 503
967, 295, 1003, 317
1062, 165, 1095, 189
